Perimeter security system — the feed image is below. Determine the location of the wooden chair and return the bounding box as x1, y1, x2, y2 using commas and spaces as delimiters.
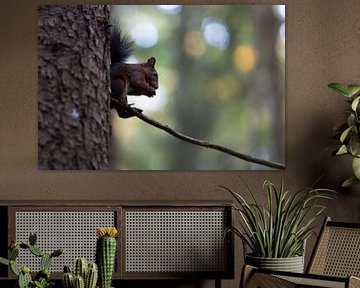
241, 217, 360, 288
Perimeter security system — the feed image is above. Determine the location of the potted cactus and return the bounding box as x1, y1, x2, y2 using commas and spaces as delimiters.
62, 258, 98, 288
0, 232, 63, 288
96, 227, 118, 288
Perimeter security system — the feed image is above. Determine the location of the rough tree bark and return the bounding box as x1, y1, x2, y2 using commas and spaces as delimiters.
38, 5, 110, 170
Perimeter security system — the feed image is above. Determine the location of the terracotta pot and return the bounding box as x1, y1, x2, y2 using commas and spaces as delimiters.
245, 254, 305, 273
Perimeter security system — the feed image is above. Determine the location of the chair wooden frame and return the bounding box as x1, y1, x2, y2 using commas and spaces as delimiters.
241, 217, 360, 288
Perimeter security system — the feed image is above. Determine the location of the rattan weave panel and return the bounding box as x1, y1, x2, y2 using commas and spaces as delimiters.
249, 273, 297, 288
309, 226, 360, 277
125, 210, 227, 273
277, 275, 345, 288
15, 211, 115, 272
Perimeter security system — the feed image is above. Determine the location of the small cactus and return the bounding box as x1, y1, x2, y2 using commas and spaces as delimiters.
85, 262, 98, 288
10, 260, 20, 276
63, 272, 74, 288
64, 265, 72, 273
41, 253, 52, 270
19, 243, 30, 249
29, 232, 37, 246
35, 268, 50, 281
51, 248, 64, 257
21, 265, 30, 274
63, 259, 98, 288
96, 227, 118, 288
74, 258, 88, 279
0, 232, 63, 288
9, 246, 19, 260
29, 245, 44, 257
74, 275, 85, 288
18, 268, 32, 288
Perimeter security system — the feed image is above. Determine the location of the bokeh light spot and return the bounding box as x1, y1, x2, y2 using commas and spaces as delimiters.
157, 5, 182, 14
202, 19, 229, 50
130, 22, 159, 48
233, 45, 256, 73
183, 31, 206, 58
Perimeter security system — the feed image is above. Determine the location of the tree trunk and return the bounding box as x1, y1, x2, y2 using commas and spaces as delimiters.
38, 5, 111, 170
252, 6, 285, 164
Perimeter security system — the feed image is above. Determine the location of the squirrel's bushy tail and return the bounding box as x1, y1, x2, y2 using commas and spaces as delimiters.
110, 25, 133, 64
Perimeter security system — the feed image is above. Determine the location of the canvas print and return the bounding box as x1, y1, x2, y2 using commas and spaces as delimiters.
38, 5, 285, 170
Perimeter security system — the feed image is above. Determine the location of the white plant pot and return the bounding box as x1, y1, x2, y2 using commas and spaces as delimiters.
245, 254, 305, 273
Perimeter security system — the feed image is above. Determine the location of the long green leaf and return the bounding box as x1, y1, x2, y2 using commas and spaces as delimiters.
266, 182, 273, 257
342, 177, 360, 187
328, 83, 351, 97
351, 96, 360, 111
222, 179, 335, 258
340, 126, 353, 143
239, 176, 259, 206
348, 85, 360, 97
348, 113, 356, 128
0, 257, 9, 266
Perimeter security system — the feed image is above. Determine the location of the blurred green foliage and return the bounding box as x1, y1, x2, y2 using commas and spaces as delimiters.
110, 5, 285, 170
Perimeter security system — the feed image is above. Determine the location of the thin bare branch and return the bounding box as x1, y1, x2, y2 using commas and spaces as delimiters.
124, 106, 285, 170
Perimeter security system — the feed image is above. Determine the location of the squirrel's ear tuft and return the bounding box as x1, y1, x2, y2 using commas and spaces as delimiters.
147, 57, 156, 67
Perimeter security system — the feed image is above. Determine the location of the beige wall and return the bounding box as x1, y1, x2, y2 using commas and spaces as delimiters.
1, 1, 360, 287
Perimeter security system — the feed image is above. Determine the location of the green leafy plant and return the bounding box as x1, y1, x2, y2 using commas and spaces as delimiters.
0, 232, 63, 288
33, 278, 54, 288
221, 179, 335, 258
328, 83, 360, 187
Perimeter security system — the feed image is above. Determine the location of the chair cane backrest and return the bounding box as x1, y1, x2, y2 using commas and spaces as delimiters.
307, 217, 360, 278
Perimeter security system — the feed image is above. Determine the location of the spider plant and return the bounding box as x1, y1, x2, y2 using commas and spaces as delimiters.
221, 179, 335, 258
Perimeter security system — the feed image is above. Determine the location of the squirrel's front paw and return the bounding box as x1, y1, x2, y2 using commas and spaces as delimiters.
115, 103, 143, 118
145, 87, 156, 97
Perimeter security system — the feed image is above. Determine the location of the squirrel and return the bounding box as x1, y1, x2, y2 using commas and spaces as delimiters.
109, 26, 159, 118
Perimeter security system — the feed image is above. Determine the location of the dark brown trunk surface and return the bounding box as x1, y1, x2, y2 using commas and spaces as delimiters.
38, 5, 110, 170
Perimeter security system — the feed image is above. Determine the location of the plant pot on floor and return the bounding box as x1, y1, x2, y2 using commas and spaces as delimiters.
242, 240, 306, 273
245, 254, 305, 273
